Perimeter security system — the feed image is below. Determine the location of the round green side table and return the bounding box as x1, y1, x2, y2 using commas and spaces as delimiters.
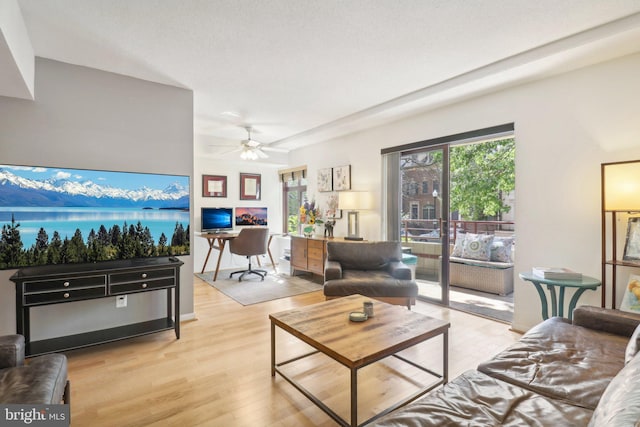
519, 272, 601, 321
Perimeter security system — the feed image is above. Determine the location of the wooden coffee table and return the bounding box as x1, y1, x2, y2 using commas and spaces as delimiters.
269, 294, 450, 427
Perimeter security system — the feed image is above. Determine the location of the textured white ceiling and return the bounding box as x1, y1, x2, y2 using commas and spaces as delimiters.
11, 0, 640, 158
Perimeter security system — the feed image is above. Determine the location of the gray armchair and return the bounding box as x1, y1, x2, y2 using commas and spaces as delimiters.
229, 227, 270, 281
323, 241, 418, 309
0, 334, 69, 405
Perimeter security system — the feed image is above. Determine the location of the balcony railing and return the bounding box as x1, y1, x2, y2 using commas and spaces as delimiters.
401, 219, 515, 242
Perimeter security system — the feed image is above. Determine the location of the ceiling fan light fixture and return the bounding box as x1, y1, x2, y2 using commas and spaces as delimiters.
240, 147, 257, 160
239, 127, 268, 160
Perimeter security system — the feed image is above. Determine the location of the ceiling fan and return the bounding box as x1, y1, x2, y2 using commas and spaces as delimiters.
240, 126, 268, 160
206, 125, 287, 160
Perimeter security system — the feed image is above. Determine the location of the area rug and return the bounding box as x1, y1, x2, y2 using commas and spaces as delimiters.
195, 270, 323, 306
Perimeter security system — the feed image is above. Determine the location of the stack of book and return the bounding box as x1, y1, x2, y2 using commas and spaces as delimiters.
532, 267, 582, 280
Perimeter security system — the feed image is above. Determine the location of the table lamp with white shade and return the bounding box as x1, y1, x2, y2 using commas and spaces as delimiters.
338, 191, 372, 241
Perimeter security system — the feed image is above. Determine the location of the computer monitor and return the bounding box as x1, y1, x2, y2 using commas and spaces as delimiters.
201, 207, 233, 232
235, 207, 268, 226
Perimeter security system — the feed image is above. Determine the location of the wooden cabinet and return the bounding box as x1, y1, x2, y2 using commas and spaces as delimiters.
291, 235, 327, 276
11, 257, 182, 356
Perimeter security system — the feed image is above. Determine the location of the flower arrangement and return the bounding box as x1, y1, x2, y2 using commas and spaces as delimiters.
300, 199, 323, 236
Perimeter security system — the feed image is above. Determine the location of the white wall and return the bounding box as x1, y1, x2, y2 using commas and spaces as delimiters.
289, 52, 640, 332
0, 58, 194, 338
192, 155, 284, 274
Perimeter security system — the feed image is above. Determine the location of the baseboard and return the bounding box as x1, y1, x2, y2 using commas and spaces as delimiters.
180, 312, 197, 322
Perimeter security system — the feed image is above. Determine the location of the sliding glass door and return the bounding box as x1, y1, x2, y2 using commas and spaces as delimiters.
383, 123, 515, 314
399, 146, 450, 305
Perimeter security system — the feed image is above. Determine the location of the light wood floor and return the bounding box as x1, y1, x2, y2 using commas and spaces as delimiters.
65, 275, 522, 426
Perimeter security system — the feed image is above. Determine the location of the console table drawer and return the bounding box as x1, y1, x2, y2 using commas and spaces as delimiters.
24, 275, 106, 293
308, 240, 324, 250
25, 286, 107, 306
110, 268, 175, 284
308, 258, 324, 272
110, 277, 175, 294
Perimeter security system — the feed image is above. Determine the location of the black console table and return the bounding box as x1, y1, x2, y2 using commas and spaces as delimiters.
10, 257, 183, 356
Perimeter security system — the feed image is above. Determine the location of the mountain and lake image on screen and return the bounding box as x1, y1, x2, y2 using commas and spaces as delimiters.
0, 164, 190, 270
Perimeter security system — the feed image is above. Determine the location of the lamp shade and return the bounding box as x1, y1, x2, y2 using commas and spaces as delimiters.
338, 191, 372, 210
603, 161, 640, 211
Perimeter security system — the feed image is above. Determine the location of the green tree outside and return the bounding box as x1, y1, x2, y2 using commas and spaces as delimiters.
449, 138, 515, 220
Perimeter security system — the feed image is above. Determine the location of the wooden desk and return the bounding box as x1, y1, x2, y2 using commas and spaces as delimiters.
199, 232, 277, 280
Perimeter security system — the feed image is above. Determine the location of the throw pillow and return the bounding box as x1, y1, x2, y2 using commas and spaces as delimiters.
490, 237, 514, 263
461, 233, 494, 261
625, 323, 640, 365
451, 234, 466, 257
620, 274, 640, 314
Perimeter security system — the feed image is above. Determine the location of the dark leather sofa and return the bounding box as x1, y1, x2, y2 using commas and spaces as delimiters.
0, 335, 69, 405
371, 306, 640, 426
323, 241, 418, 308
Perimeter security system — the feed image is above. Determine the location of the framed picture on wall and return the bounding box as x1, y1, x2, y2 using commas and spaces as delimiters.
317, 167, 333, 192
202, 175, 227, 197
240, 173, 261, 200
333, 165, 351, 191
325, 193, 341, 218
623, 217, 640, 261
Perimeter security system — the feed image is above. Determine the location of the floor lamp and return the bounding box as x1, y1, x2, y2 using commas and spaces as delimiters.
338, 191, 372, 241
602, 160, 640, 308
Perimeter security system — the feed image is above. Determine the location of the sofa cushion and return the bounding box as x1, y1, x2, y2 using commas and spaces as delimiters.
369, 370, 593, 427
0, 354, 67, 404
573, 305, 640, 337
326, 241, 402, 270
323, 270, 418, 298
625, 323, 640, 364
478, 317, 628, 410
0, 335, 24, 369
588, 351, 640, 427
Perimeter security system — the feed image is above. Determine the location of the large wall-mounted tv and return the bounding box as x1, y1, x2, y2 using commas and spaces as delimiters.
0, 164, 190, 270
235, 207, 268, 226
201, 207, 233, 232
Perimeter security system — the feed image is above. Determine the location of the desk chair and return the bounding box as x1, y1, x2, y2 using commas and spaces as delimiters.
229, 227, 270, 281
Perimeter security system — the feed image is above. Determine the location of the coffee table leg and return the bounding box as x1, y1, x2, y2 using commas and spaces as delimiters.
351, 369, 357, 427
271, 321, 276, 377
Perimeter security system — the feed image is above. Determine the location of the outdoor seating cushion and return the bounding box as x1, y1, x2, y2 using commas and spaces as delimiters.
449, 255, 512, 269
370, 369, 593, 427
478, 317, 628, 410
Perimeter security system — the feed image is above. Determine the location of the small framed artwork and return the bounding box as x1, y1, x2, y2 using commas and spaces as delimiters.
317, 167, 333, 192
333, 165, 351, 191
202, 175, 227, 197
325, 193, 341, 218
240, 173, 261, 200
623, 217, 640, 261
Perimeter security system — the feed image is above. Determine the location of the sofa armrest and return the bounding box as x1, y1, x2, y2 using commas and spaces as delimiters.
324, 260, 342, 281
388, 261, 412, 280
573, 306, 640, 337
0, 334, 25, 369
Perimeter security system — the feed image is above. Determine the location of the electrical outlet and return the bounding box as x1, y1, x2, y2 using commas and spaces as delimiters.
116, 295, 127, 308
